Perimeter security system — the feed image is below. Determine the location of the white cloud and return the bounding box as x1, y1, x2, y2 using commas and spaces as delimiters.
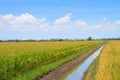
0, 13, 120, 39
0, 13, 47, 26
73, 20, 87, 27
93, 18, 110, 29
0, 14, 15, 25
114, 20, 120, 26
91, 18, 120, 34
13, 13, 37, 25
0, 13, 120, 35
54, 13, 72, 25
37, 18, 46, 23
0, 13, 49, 32
53, 14, 88, 31
1, 14, 15, 20
93, 24, 102, 29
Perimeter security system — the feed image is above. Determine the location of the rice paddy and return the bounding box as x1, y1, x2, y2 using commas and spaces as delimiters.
0, 41, 103, 80
86, 41, 120, 80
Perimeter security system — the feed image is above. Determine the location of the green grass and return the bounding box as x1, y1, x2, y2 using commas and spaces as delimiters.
85, 56, 100, 80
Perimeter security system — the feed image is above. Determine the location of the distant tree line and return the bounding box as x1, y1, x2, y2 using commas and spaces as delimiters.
100, 38, 120, 40
0, 37, 120, 42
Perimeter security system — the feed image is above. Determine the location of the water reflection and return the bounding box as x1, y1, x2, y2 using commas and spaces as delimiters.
65, 45, 105, 80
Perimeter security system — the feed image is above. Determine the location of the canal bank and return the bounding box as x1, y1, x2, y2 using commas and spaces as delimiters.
63, 45, 105, 80
34, 44, 104, 80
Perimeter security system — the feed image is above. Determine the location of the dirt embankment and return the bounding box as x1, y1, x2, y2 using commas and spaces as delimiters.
33, 45, 102, 80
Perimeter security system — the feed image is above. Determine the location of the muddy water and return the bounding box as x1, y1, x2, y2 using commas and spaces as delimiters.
64, 45, 105, 80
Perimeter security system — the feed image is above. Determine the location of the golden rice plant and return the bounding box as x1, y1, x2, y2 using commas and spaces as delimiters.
95, 41, 120, 80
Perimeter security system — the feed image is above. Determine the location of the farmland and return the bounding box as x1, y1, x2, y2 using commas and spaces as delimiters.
0, 41, 104, 80
86, 41, 120, 80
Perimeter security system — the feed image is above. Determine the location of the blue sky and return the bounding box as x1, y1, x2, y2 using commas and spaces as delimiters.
0, 0, 120, 40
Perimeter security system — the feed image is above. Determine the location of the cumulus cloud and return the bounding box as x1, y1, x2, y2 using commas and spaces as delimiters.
73, 20, 87, 27
91, 18, 120, 36
54, 13, 72, 25
0, 13, 120, 39
0, 13, 120, 34
0, 13, 49, 32
0, 13, 47, 26
114, 20, 120, 26
14, 13, 37, 25
0, 14, 15, 25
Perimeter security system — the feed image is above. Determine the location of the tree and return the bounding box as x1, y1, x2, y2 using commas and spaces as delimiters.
0, 40, 3, 42
88, 37, 92, 41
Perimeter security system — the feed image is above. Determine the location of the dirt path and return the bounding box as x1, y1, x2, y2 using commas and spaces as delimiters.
33, 45, 102, 80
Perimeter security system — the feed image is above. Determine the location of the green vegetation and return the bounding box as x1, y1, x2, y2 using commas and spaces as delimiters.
0, 41, 103, 80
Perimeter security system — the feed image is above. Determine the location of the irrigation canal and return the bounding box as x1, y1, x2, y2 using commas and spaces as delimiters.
64, 45, 105, 80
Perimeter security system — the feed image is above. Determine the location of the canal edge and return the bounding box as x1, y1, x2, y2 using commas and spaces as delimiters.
82, 44, 106, 80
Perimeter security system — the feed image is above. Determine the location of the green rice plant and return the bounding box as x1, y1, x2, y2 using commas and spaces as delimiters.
0, 41, 103, 80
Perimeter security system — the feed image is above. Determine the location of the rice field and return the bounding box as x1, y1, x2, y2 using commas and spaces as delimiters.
0, 41, 103, 80
86, 41, 120, 80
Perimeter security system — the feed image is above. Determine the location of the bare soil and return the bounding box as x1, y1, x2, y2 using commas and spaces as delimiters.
33, 45, 102, 80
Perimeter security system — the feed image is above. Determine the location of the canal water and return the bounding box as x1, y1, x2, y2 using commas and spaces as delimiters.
64, 45, 105, 80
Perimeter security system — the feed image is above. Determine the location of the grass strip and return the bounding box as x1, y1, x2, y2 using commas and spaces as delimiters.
84, 56, 100, 80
